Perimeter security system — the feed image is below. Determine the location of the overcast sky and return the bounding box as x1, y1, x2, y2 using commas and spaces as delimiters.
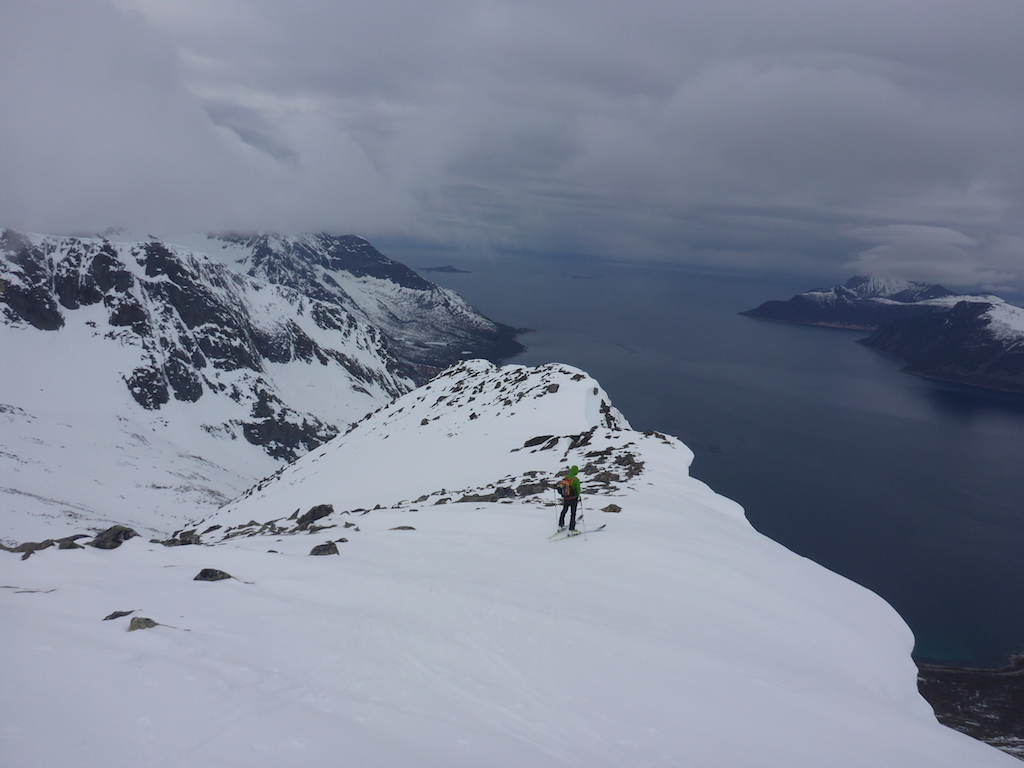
2, 0, 1023, 288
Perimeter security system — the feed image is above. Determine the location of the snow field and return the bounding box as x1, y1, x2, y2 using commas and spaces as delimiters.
2, 360, 1016, 766
2, 486, 1012, 767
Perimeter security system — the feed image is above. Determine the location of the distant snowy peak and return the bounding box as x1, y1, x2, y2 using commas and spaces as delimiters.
742, 275, 987, 330
203, 360, 654, 534
842, 275, 954, 302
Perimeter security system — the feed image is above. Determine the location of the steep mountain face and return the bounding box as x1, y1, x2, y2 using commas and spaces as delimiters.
861, 300, 1024, 393
0, 228, 521, 542
2, 361, 1014, 768
741, 275, 965, 329
178, 232, 523, 380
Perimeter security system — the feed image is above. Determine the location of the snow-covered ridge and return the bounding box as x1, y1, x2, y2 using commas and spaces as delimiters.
984, 300, 1024, 341
0, 228, 520, 542
203, 360, 635, 532
2, 360, 1014, 767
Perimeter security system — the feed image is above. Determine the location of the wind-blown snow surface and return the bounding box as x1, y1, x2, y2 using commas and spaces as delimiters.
1, 362, 1013, 767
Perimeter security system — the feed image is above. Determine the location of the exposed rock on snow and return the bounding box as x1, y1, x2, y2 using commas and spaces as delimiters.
309, 541, 340, 556
127, 616, 159, 631
193, 568, 232, 582
89, 526, 139, 550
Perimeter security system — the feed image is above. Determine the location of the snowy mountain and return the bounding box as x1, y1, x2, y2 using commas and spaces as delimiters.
0, 228, 520, 543
180, 231, 523, 379
740, 275, 968, 330
741, 275, 1024, 394
1, 361, 1015, 767
860, 299, 1024, 393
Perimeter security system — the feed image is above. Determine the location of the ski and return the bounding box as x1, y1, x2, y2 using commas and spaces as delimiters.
549, 524, 605, 541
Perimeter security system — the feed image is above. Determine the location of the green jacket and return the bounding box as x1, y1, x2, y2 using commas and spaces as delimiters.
563, 466, 581, 499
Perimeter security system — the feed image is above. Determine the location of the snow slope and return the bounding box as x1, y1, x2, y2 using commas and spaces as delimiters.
2, 227, 511, 543
1, 361, 1013, 767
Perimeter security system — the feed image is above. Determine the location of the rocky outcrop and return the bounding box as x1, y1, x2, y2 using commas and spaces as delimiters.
194, 568, 232, 581
89, 525, 139, 550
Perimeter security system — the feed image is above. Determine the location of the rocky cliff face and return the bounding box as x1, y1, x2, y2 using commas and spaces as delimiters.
199, 232, 523, 379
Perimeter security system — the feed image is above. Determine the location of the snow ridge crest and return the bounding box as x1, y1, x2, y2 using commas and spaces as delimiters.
203, 361, 665, 532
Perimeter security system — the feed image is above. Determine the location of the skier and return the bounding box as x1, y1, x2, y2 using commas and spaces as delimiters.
556, 466, 582, 533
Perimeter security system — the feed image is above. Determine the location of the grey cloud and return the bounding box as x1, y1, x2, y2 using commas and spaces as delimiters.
3, 0, 1024, 288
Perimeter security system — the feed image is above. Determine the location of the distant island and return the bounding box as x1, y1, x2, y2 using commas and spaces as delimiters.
742, 276, 1024, 395
420, 265, 471, 274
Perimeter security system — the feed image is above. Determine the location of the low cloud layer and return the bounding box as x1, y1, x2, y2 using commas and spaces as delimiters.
2, 0, 1023, 288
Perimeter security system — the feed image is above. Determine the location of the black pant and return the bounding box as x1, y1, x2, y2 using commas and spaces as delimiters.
559, 499, 579, 530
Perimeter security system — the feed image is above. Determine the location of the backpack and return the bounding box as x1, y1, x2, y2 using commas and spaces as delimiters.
556, 476, 577, 501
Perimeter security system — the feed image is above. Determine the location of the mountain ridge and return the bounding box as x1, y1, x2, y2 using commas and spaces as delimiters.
0, 228, 523, 542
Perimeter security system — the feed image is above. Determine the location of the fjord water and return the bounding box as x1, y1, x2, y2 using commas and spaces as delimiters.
419, 254, 1024, 666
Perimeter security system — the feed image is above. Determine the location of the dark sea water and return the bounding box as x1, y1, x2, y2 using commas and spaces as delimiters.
414, 253, 1024, 666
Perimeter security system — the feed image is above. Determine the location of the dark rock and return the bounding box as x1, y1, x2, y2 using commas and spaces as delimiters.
297, 504, 334, 530
10, 539, 56, 557
458, 487, 516, 503
103, 610, 135, 621
194, 568, 232, 581
389, 526, 416, 531
154, 530, 202, 547
89, 525, 139, 550
128, 617, 158, 631
602, 504, 622, 513
523, 435, 553, 448
515, 482, 549, 496
310, 541, 339, 555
